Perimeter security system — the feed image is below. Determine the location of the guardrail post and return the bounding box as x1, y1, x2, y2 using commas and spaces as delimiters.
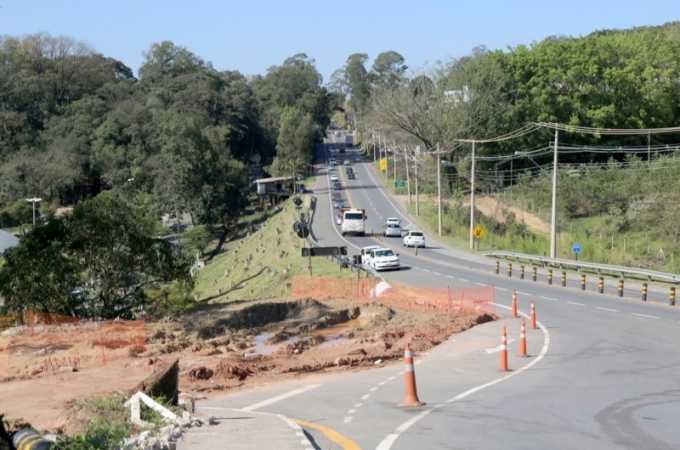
561, 271, 567, 287
547, 269, 553, 285
532, 267, 537, 282
520, 265, 525, 280
641, 283, 647, 301
495, 261, 499, 275
670, 287, 676, 306
618, 279, 624, 297
507, 263, 512, 277
580, 274, 586, 291
598, 277, 604, 294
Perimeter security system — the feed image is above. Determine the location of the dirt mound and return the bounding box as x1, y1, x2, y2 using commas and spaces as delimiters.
0, 296, 497, 433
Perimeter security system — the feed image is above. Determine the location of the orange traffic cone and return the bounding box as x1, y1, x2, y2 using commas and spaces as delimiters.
499, 326, 510, 371
519, 318, 528, 357
511, 289, 518, 318
399, 343, 425, 407
530, 301, 537, 330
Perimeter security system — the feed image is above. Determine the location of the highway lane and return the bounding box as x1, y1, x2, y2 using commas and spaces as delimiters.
200, 133, 680, 448
306, 133, 680, 447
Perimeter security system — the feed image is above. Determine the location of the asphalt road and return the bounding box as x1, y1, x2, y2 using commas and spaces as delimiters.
204, 132, 680, 449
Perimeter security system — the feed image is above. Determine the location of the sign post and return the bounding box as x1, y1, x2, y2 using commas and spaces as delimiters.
472, 226, 484, 251
394, 181, 405, 188
380, 158, 387, 171
572, 243, 581, 261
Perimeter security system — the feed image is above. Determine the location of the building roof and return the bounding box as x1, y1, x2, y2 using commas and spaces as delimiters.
0, 229, 19, 255
253, 176, 294, 184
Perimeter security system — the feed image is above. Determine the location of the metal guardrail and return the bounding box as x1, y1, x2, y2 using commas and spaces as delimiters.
482, 251, 680, 284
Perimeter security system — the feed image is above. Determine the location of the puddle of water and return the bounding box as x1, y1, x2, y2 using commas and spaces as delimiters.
317, 337, 358, 349
251, 332, 301, 355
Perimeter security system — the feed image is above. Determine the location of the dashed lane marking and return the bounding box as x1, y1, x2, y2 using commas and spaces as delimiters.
539, 296, 559, 301
631, 313, 659, 319
475, 282, 487, 286
495, 287, 508, 291
567, 301, 585, 306
596, 307, 619, 312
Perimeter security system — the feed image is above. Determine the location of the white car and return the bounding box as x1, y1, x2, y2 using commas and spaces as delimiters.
369, 248, 401, 271
383, 223, 402, 237
330, 175, 339, 182
360, 245, 382, 267
403, 230, 425, 248
335, 214, 342, 226
385, 217, 401, 226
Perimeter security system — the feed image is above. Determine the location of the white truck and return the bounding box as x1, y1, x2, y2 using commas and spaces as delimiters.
340, 207, 367, 236
345, 134, 354, 147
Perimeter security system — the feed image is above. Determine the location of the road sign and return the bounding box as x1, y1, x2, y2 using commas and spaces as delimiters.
394, 181, 405, 188
572, 243, 581, 254
380, 158, 387, 171
301, 246, 347, 257
472, 226, 484, 239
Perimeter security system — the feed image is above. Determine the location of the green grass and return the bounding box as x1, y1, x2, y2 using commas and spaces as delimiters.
192, 198, 355, 303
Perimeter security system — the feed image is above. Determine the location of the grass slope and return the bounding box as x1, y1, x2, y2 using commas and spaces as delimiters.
193, 198, 353, 303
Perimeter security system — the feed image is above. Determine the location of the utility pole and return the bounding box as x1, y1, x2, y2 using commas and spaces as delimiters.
415, 152, 420, 216
405, 148, 412, 205
469, 140, 476, 250
372, 129, 376, 161
550, 126, 559, 259
393, 139, 397, 184
437, 144, 442, 236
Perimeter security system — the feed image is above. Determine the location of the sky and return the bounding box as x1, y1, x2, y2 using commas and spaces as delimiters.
1, 0, 678, 83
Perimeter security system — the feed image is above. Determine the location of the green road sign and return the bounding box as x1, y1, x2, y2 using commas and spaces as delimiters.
394, 181, 406, 187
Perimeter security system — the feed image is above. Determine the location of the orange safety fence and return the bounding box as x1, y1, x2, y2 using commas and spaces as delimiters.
0, 310, 146, 380
290, 276, 495, 316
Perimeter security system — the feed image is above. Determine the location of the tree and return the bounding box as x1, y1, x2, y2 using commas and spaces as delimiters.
0, 192, 192, 319
370, 51, 408, 89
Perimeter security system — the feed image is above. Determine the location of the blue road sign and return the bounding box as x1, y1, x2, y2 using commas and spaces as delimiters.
572, 243, 581, 254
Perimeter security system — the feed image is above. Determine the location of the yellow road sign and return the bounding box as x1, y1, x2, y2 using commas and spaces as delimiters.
380, 158, 387, 171
473, 226, 484, 239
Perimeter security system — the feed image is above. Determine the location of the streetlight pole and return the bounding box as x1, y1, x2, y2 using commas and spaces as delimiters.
393, 139, 397, 184
25, 197, 42, 226
415, 151, 420, 216
437, 144, 442, 236
550, 126, 559, 259
405, 148, 412, 205
469, 140, 476, 250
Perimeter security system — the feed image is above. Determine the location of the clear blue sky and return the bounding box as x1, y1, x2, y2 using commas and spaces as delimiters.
1, 0, 677, 83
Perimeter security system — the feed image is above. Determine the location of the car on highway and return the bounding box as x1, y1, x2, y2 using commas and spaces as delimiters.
332, 182, 342, 190
331, 192, 341, 200
403, 230, 426, 248
368, 248, 400, 271
346, 166, 354, 174
383, 222, 402, 237
330, 174, 339, 182
344, 159, 351, 166
354, 155, 362, 163
335, 131, 342, 136
333, 198, 344, 209
360, 245, 382, 267
347, 172, 356, 179
335, 214, 342, 225
386, 217, 401, 226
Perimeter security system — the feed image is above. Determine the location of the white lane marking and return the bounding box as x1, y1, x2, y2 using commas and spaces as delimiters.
348, 409, 357, 414
361, 394, 370, 400
459, 278, 469, 282
388, 376, 396, 380
241, 384, 321, 412
596, 307, 619, 312
412, 266, 421, 270
379, 381, 386, 385
423, 269, 431, 273
354, 403, 362, 408
485, 339, 516, 354
539, 296, 559, 301
445, 275, 455, 279
495, 287, 508, 292
475, 282, 487, 286
369, 387, 378, 392
343, 416, 353, 423
631, 313, 659, 319
377, 306, 551, 450
433, 272, 441, 276
567, 301, 585, 306
517, 291, 530, 296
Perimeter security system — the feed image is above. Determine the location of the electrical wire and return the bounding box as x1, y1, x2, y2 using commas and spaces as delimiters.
534, 122, 680, 136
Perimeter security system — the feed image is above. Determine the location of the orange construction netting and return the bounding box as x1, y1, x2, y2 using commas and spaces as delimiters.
290, 276, 495, 316
0, 310, 146, 379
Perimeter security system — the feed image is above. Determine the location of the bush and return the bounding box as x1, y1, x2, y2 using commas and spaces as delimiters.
0, 199, 34, 228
